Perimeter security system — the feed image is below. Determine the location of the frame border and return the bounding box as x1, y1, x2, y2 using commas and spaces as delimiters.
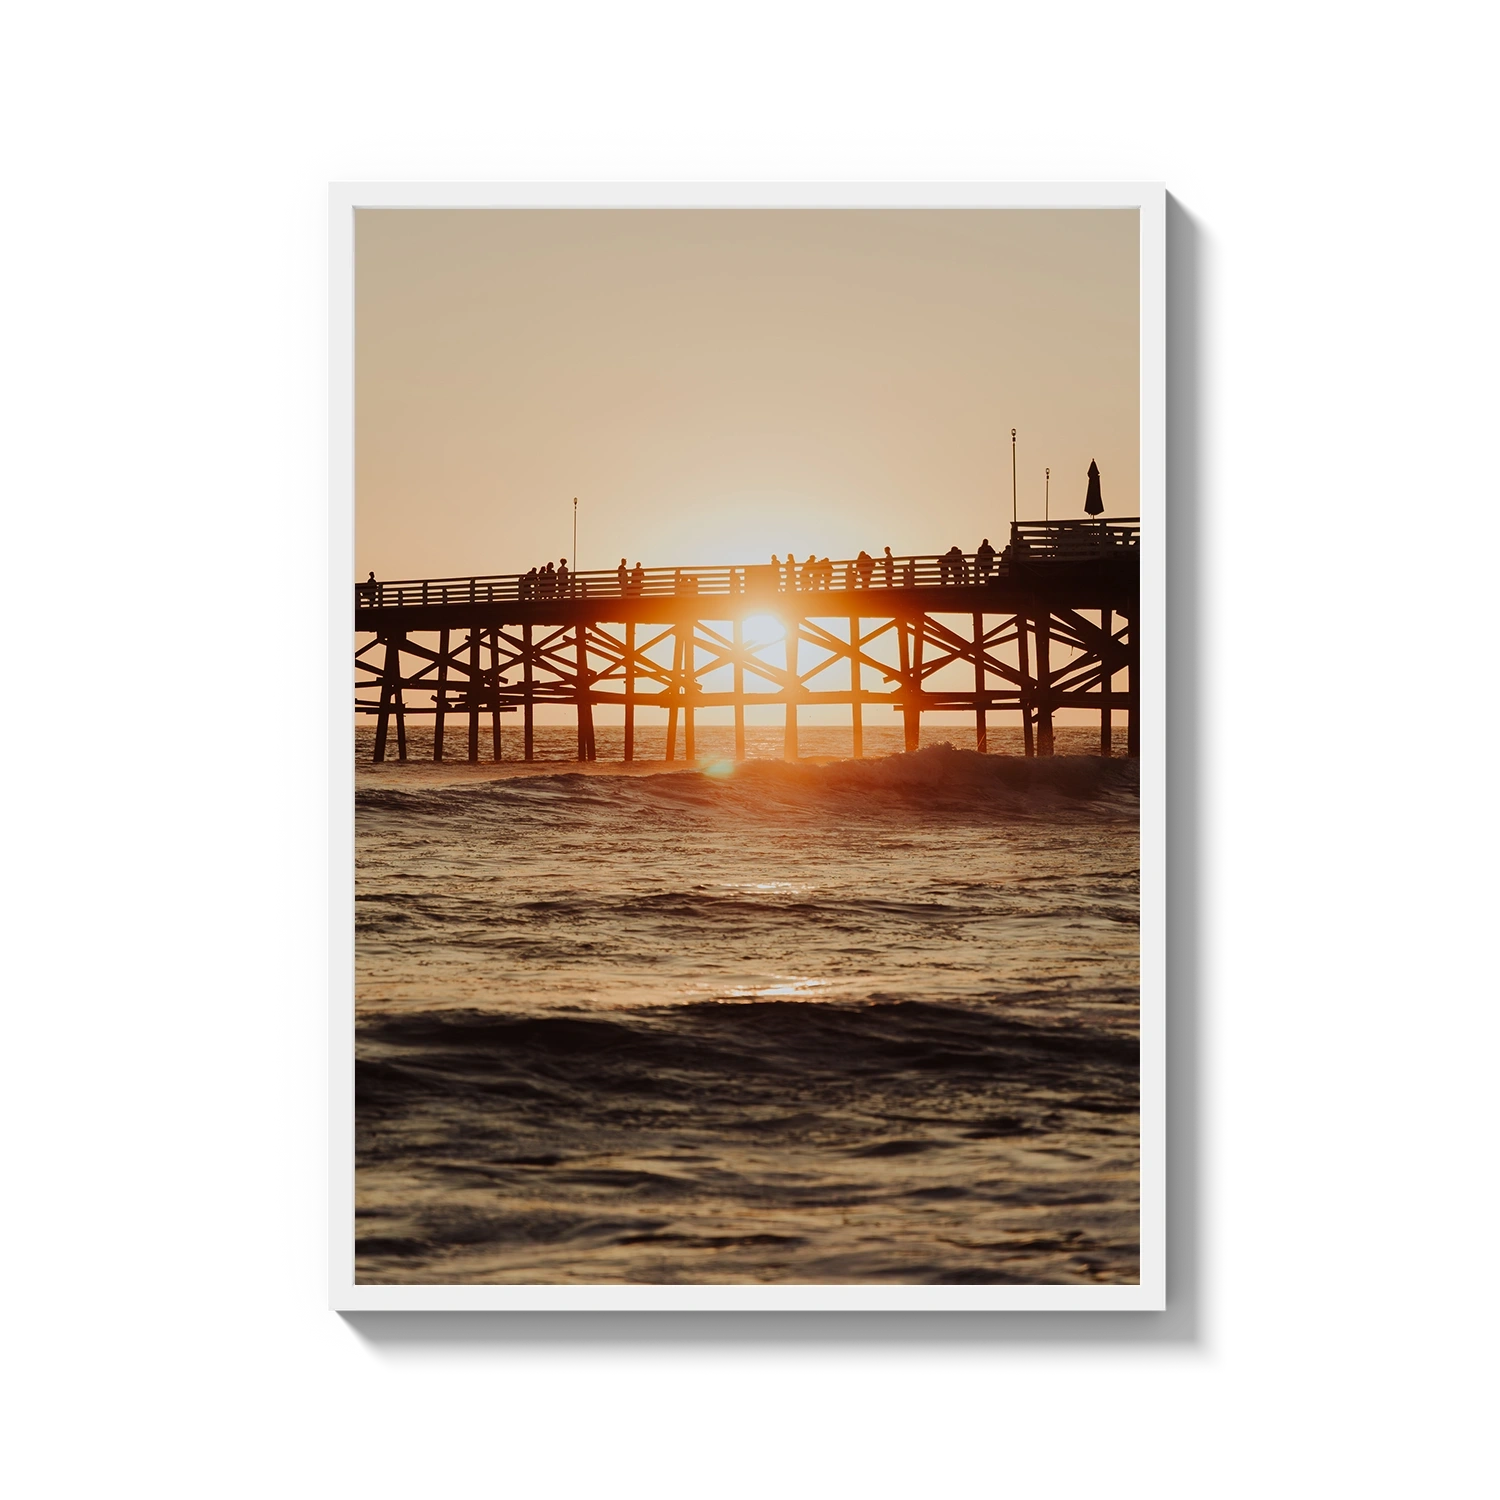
273, 123, 1230, 1374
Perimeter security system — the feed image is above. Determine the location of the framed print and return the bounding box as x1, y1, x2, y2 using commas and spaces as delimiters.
330, 183, 1165, 1310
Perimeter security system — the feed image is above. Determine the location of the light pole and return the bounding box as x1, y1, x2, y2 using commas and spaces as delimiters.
1045, 467, 1050, 524
1011, 429, 1017, 527
572, 497, 577, 577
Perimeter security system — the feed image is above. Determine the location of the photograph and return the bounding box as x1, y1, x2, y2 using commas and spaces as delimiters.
344, 198, 1157, 1294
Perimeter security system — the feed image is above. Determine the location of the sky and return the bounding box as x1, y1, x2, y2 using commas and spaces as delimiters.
355, 209, 1139, 584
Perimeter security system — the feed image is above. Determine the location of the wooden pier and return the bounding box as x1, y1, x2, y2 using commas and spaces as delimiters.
355, 520, 1139, 763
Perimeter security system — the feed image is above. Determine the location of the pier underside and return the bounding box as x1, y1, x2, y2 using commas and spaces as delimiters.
356, 575, 1138, 765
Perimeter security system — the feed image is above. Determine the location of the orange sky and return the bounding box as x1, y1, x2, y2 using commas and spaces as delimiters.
357, 208, 1134, 582
355, 209, 1139, 585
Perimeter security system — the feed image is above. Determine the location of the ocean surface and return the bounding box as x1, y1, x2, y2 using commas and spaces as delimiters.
355, 726, 1140, 1284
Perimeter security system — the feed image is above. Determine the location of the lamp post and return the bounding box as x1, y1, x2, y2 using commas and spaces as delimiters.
1011, 429, 1017, 527
572, 497, 578, 580
1045, 467, 1050, 524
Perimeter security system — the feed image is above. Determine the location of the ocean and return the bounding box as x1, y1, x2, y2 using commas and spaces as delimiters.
354, 726, 1140, 1285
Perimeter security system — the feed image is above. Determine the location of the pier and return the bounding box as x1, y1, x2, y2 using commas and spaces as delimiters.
355, 519, 1139, 763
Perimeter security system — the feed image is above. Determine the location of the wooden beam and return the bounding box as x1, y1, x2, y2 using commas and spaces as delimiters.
1127, 609, 1139, 757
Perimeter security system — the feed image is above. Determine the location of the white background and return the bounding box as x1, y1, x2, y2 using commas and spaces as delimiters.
3, 3, 1495, 1496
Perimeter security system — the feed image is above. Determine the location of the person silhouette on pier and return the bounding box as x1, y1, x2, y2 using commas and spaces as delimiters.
629, 561, 644, 596
558, 558, 570, 596
883, 547, 895, 587
359, 571, 377, 603
856, 550, 874, 588
975, 537, 995, 581
617, 558, 628, 594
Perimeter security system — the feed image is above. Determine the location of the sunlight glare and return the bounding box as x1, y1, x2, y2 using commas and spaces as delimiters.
743, 612, 785, 647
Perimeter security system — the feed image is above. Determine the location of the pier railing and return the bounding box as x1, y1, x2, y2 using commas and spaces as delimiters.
356, 520, 1140, 611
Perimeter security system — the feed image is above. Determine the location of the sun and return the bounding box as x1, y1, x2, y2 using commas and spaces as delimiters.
741, 613, 785, 648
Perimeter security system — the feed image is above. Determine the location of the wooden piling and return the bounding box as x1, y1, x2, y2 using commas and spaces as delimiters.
1036, 613, 1054, 756
489, 626, 503, 761
522, 623, 535, 762
898, 617, 918, 753
784, 620, 799, 761
683, 626, 696, 762
849, 616, 863, 758
391, 635, 408, 762
1099, 605, 1112, 757
665, 630, 681, 762
1127, 608, 1139, 757
732, 616, 745, 760
373, 633, 396, 764
575, 621, 592, 761
1016, 611, 1035, 757
434, 627, 449, 761
623, 620, 636, 763
467, 630, 480, 763
972, 611, 987, 754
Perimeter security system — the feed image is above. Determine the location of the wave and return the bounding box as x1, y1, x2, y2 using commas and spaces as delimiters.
356, 745, 1138, 823
357, 998, 1139, 1114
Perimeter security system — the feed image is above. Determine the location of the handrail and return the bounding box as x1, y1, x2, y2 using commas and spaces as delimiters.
354, 521, 1140, 610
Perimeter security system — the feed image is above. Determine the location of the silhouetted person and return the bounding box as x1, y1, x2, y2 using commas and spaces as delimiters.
856, 549, 874, 588
630, 561, 644, 595
976, 537, 995, 580
360, 571, 377, 603
883, 547, 895, 587
522, 566, 538, 599
617, 558, 628, 593
557, 558, 570, 595
771, 554, 781, 591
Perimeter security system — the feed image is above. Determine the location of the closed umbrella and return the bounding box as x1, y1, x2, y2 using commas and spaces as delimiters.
1084, 459, 1104, 516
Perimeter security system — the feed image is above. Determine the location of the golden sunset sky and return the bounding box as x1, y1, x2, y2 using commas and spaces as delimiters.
355, 208, 1139, 728
355, 209, 1139, 585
